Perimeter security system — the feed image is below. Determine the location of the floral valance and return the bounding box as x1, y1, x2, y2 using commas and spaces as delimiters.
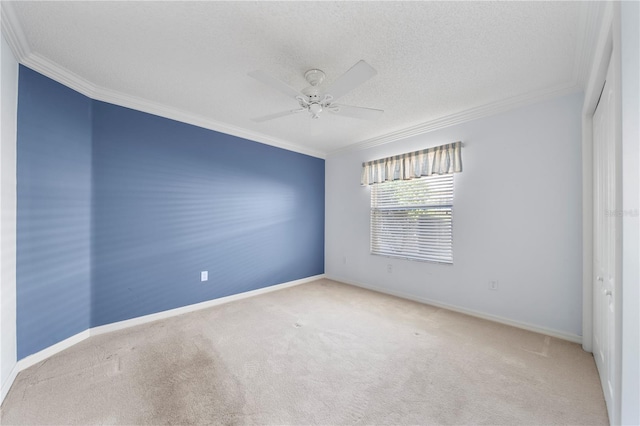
360, 141, 463, 185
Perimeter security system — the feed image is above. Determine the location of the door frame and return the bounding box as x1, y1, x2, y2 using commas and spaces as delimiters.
582, 2, 622, 424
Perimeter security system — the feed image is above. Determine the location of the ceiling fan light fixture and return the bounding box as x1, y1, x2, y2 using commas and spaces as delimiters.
309, 103, 323, 118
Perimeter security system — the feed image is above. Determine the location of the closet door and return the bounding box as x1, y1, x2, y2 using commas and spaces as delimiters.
592, 53, 619, 422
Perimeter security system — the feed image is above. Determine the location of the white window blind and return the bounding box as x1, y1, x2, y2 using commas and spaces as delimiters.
370, 174, 453, 264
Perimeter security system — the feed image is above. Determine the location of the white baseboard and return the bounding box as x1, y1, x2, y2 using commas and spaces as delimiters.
15, 329, 92, 373
1, 362, 19, 405
91, 274, 324, 336
0, 274, 324, 405
327, 275, 582, 344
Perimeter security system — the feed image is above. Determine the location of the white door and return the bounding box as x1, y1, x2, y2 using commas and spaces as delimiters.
592, 54, 619, 423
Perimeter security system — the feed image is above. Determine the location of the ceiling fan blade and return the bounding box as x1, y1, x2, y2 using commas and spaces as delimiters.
331, 104, 384, 121
251, 108, 306, 123
325, 60, 377, 101
248, 70, 302, 99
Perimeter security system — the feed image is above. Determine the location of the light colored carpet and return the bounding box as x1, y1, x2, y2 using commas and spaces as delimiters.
1, 279, 608, 425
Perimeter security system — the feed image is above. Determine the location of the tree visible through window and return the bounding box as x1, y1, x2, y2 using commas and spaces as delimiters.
370, 174, 453, 263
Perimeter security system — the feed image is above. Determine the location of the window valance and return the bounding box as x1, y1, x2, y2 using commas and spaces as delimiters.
360, 141, 463, 186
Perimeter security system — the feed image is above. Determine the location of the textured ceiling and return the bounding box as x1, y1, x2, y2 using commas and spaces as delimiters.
3, 1, 600, 157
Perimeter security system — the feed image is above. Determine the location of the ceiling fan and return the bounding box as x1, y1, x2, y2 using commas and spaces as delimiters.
248, 60, 384, 123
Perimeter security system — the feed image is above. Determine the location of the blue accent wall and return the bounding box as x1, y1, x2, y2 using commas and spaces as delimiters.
15, 68, 325, 358
16, 66, 92, 358
91, 102, 324, 326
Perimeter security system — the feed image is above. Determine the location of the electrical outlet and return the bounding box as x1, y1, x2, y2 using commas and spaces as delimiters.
201, 271, 208, 282
387, 264, 393, 273
489, 280, 499, 291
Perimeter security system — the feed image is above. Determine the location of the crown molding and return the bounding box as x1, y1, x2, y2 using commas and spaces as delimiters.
94, 83, 327, 159
327, 82, 582, 157
327, 2, 603, 158
1, 1, 28, 61
573, 1, 606, 88
582, 1, 614, 118
28, 51, 326, 158
0, 2, 326, 159
25, 52, 97, 98
2, 1, 600, 161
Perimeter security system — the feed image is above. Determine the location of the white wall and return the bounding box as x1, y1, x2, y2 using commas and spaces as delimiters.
326, 92, 584, 339
0, 32, 18, 403
620, 1, 640, 424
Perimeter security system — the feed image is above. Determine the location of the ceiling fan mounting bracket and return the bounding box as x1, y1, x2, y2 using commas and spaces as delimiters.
304, 69, 325, 86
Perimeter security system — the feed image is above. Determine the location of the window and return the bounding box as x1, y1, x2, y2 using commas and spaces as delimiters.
370, 174, 453, 264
